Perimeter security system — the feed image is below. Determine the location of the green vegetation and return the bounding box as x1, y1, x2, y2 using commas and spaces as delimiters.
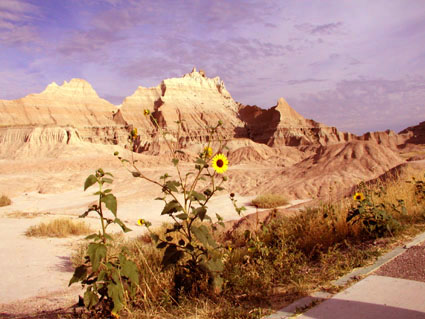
25, 218, 92, 238
66, 116, 425, 318
251, 193, 289, 208
0, 194, 11, 207
70, 169, 425, 318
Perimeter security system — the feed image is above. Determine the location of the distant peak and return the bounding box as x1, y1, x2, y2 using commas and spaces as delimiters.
40, 78, 99, 98
62, 78, 94, 88
275, 97, 307, 125
184, 67, 208, 79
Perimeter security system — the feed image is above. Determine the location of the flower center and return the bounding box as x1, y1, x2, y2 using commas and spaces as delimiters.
216, 159, 224, 167
356, 195, 361, 200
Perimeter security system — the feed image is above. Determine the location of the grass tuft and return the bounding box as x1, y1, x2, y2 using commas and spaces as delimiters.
251, 193, 289, 208
25, 218, 93, 238
0, 194, 12, 207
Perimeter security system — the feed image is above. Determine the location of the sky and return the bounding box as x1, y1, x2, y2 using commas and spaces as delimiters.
1, 0, 424, 134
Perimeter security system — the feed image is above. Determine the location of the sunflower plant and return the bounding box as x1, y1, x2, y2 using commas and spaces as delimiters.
116, 112, 232, 296
346, 184, 406, 238
69, 169, 139, 318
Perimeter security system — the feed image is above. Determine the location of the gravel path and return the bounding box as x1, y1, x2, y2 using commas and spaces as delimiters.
375, 240, 425, 282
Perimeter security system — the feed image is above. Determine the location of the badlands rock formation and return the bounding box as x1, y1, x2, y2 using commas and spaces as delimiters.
0, 79, 128, 154
0, 68, 423, 199
238, 98, 354, 147
119, 68, 244, 153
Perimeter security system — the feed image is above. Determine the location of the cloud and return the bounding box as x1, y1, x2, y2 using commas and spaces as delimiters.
295, 22, 343, 35
0, 0, 42, 46
287, 78, 327, 85
309, 53, 362, 70
56, 29, 125, 61
289, 77, 425, 134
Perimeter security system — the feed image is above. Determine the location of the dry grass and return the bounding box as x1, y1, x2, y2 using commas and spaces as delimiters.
251, 193, 289, 208
25, 218, 93, 238
0, 194, 12, 207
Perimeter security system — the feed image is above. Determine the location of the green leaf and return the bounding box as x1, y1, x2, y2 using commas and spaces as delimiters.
203, 189, 212, 196
84, 175, 97, 191
85, 233, 100, 240
172, 158, 179, 166
161, 245, 183, 269
192, 225, 217, 248
114, 218, 132, 233
101, 194, 117, 216
84, 288, 99, 309
160, 173, 170, 180
193, 207, 207, 221
161, 200, 183, 215
195, 158, 206, 165
88, 243, 107, 272
176, 213, 188, 220
216, 186, 224, 191
108, 283, 124, 314
165, 180, 181, 192
190, 191, 206, 202
104, 233, 114, 241
120, 255, 139, 286
102, 177, 113, 184
69, 265, 87, 286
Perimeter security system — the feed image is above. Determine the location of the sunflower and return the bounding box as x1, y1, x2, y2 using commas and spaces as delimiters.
137, 218, 145, 226
144, 109, 150, 116
212, 153, 228, 174
353, 192, 365, 201
131, 128, 138, 139
203, 146, 213, 158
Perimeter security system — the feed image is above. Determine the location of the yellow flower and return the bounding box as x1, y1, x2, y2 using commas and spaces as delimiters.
144, 109, 150, 116
131, 128, 138, 139
212, 153, 228, 174
137, 218, 145, 226
353, 192, 365, 201
204, 146, 212, 158
111, 312, 120, 318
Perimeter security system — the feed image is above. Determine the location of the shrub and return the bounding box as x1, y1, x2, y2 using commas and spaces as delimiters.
0, 194, 11, 207
251, 193, 288, 208
25, 218, 93, 237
